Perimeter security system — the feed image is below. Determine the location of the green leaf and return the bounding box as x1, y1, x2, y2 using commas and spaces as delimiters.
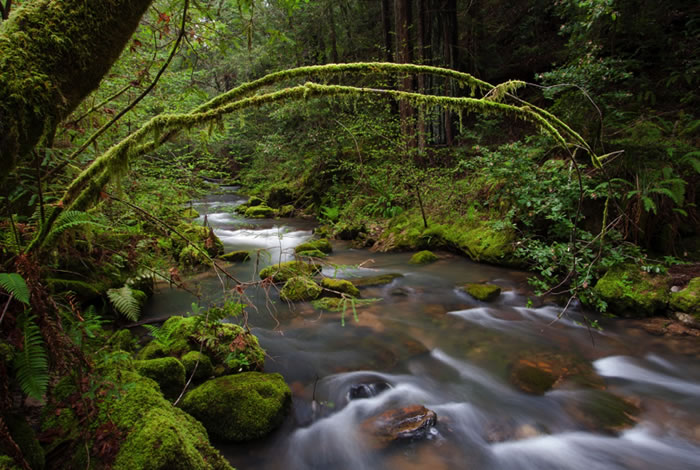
107, 286, 142, 321
0, 273, 30, 305
13, 315, 49, 402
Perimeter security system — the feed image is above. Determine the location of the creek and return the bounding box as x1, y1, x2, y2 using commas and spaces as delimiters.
143, 188, 700, 470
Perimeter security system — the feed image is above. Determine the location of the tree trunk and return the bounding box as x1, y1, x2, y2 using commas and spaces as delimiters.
394, 0, 415, 149
328, 3, 339, 63
380, 0, 393, 62
0, 0, 153, 178
416, 0, 427, 152
442, 0, 458, 146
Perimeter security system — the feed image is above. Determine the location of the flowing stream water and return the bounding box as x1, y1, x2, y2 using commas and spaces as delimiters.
143, 188, 700, 470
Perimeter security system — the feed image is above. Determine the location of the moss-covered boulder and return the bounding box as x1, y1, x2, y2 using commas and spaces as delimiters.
181, 351, 214, 382
259, 261, 320, 283
295, 238, 332, 254
670, 277, 699, 315
182, 207, 200, 218
464, 283, 502, 301
296, 249, 327, 258
312, 297, 381, 312
593, 265, 670, 316
245, 205, 276, 218
134, 357, 186, 400
108, 329, 137, 352
1, 414, 44, 470
321, 278, 360, 298
219, 250, 251, 262
179, 245, 212, 269
350, 273, 403, 287
277, 205, 295, 217
175, 223, 224, 258
280, 276, 322, 301
181, 372, 291, 442
247, 196, 264, 207
409, 250, 439, 265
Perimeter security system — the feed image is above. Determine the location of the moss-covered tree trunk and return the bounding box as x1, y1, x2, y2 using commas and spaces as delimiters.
0, 0, 153, 178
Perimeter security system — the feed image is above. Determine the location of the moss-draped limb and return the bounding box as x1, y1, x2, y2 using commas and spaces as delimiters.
0, 0, 153, 178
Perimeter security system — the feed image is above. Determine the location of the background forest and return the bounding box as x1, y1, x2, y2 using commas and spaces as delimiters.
0, 0, 699, 469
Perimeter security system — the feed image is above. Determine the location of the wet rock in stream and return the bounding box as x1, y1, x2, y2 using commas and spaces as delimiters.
361, 405, 438, 449
508, 351, 605, 395
348, 381, 392, 400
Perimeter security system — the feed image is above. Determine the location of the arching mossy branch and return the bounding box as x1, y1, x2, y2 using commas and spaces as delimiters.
28, 70, 596, 253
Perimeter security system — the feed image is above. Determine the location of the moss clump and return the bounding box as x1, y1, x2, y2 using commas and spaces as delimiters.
181, 372, 291, 442
312, 297, 381, 312
108, 329, 137, 352
464, 283, 502, 301
182, 207, 200, 218
219, 250, 251, 262
247, 196, 264, 206
670, 277, 699, 314
320, 278, 360, 297
179, 245, 212, 268
350, 273, 403, 287
278, 205, 295, 217
134, 357, 186, 400
296, 249, 327, 258
175, 223, 224, 258
280, 276, 322, 301
259, 261, 320, 282
409, 250, 439, 265
2, 414, 44, 470
295, 238, 332, 254
245, 205, 276, 218
181, 351, 214, 382
0, 455, 21, 470
593, 265, 670, 316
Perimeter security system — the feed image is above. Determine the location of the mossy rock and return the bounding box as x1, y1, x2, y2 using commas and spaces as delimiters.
280, 276, 322, 301
259, 261, 320, 283
220, 250, 251, 262
320, 278, 360, 298
247, 196, 264, 207
567, 390, 640, 434
108, 329, 137, 352
351, 273, 403, 287
464, 283, 502, 302
134, 357, 186, 400
1, 414, 44, 470
278, 205, 295, 217
593, 265, 670, 316
179, 245, 211, 268
670, 277, 699, 314
295, 238, 332, 254
510, 363, 557, 395
296, 249, 327, 258
181, 351, 214, 382
182, 207, 200, 218
312, 296, 381, 312
245, 205, 276, 218
509, 352, 604, 395
409, 250, 439, 265
181, 372, 291, 442
175, 223, 224, 258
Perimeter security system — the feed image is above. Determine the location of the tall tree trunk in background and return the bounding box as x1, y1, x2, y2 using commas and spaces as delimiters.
416, 0, 427, 152
394, 0, 416, 149
381, 0, 393, 62
442, 0, 458, 146
0, 0, 153, 179
328, 3, 339, 63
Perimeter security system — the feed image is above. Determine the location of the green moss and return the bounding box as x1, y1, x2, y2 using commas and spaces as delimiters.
244, 205, 276, 218
312, 296, 381, 312
320, 278, 360, 298
108, 329, 137, 352
2, 415, 44, 470
464, 283, 502, 301
247, 196, 264, 206
510, 364, 557, 395
670, 277, 699, 314
593, 265, 670, 316
259, 261, 320, 282
296, 249, 327, 258
181, 372, 291, 442
350, 273, 403, 287
181, 351, 214, 382
295, 238, 332, 254
134, 357, 186, 400
277, 205, 296, 217
179, 245, 212, 269
581, 391, 639, 433
0, 455, 21, 470
280, 276, 322, 301
409, 250, 439, 264
182, 207, 200, 218
219, 250, 251, 262
175, 223, 224, 258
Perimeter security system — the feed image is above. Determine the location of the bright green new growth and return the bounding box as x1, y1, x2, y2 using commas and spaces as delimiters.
29, 62, 597, 254
464, 283, 502, 301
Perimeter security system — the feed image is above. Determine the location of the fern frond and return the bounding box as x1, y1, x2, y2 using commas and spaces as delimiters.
107, 286, 142, 321
42, 210, 108, 247
13, 315, 49, 401
0, 273, 30, 305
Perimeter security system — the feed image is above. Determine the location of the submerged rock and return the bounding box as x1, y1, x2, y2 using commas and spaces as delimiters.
464, 283, 501, 301
361, 405, 438, 448
566, 390, 640, 434
181, 372, 291, 442
348, 382, 392, 400
509, 352, 604, 395
350, 273, 403, 287
593, 265, 670, 316
280, 276, 322, 301
409, 250, 439, 265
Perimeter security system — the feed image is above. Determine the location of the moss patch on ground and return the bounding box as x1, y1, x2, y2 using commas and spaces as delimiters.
181, 372, 291, 442
593, 265, 670, 316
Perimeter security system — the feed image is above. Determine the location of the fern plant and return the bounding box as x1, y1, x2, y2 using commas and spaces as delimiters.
13, 314, 49, 402
0, 273, 30, 305
142, 324, 177, 348
107, 285, 144, 321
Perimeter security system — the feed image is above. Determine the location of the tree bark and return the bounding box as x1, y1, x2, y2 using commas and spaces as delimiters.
0, 0, 153, 178
380, 0, 393, 62
394, 0, 415, 148
442, 0, 458, 146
